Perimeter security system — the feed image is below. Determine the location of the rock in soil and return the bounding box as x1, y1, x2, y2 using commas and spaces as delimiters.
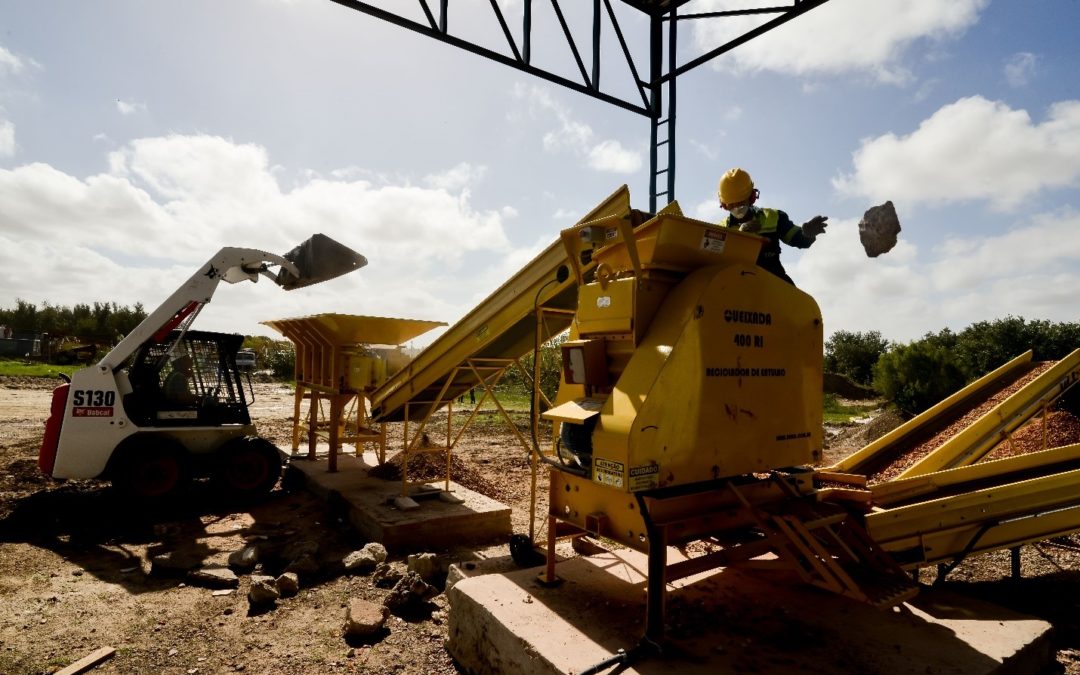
248, 575, 280, 606
371, 561, 405, 589
284, 553, 319, 576
276, 572, 299, 598
383, 572, 437, 610
344, 599, 389, 638
187, 566, 239, 589
151, 551, 201, 575
228, 545, 259, 571
407, 553, 440, 583
343, 542, 388, 573
281, 539, 319, 561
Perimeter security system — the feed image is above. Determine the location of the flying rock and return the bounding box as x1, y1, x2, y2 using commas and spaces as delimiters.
859, 201, 901, 257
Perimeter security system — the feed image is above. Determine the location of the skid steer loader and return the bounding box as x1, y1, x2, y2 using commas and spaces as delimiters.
38, 234, 366, 500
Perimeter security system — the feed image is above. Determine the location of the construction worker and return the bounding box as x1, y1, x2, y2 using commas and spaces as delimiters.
164, 354, 197, 404
718, 167, 828, 284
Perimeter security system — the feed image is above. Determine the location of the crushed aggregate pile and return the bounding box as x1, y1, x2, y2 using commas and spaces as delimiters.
367, 450, 511, 502
868, 361, 1055, 483
982, 410, 1080, 461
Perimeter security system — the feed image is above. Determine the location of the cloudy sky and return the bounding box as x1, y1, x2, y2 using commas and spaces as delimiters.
2, 0, 1079, 347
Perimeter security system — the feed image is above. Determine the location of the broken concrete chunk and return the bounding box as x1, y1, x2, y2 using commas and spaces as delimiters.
248, 575, 280, 606
343, 599, 388, 638
281, 539, 319, 562
383, 572, 437, 610
150, 551, 200, 576
859, 201, 901, 258
227, 545, 259, 572
343, 542, 388, 574
275, 572, 299, 598
406, 553, 439, 583
186, 566, 239, 590
371, 561, 405, 589
284, 553, 320, 576
362, 543, 388, 564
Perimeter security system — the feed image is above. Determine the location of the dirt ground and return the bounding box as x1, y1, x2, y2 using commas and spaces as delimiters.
1, 378, 1078, 674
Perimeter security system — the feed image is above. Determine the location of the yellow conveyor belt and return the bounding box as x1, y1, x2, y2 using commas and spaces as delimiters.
369, 186, 632, 422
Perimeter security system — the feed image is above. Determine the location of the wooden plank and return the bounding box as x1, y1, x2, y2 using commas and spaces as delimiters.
55, 646, 116, 675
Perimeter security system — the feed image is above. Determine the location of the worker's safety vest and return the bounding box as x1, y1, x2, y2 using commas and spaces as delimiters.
736, 208, 802, 245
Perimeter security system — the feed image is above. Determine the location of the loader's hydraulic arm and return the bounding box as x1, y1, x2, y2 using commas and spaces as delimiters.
97, 235, 366, 372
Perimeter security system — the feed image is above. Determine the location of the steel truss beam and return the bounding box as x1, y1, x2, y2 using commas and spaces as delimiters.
327, 0, 830, 211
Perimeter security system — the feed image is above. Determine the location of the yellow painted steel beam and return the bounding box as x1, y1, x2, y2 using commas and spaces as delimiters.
870, 442, 1080, 507
899, 348, 1080, 478
829, 351, 1033, 474
370, 185, 633, 423
876, 503, 1080, 569
867, 465, 1080, 546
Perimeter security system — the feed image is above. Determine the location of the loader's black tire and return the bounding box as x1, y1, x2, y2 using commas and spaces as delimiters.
111, 439, 191, 501
214, 437, 283, 498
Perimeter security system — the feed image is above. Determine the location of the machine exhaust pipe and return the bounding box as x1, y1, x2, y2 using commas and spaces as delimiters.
275, 233, 368, 290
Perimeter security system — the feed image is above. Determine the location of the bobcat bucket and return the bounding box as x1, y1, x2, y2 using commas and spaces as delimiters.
275, 233, 368, 290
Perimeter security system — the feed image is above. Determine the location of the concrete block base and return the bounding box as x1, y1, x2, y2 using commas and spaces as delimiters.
447, 549, 1053, 675
287, 452, 511, 551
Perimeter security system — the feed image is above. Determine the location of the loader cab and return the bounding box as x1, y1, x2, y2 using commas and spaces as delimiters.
123, 330, 252, 427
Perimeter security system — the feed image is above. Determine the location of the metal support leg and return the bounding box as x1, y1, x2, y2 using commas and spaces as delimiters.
1010, 546, 1022, 579
307, 391, 319, 460
328, 395, 343, 473
543, 515, 558, 583
645, 525, 668, 644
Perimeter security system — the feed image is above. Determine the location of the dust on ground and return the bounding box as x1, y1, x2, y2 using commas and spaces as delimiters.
1, 377, 1078, 673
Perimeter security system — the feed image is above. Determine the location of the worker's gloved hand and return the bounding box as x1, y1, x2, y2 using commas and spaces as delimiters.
802, 215, 828, 239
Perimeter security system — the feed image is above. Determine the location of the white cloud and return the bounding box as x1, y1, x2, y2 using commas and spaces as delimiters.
424, 162, 487, 191
1003, 52, 1038, 87
0, 46, 26, 77
514, 83, 642, 175
912, 78, 940, 103
0, 119, 14, 157
587, 140, 641, 174
689, 138, 719, 161
929, 208, 1080, 290
690, 0, 987, 84
116, 99, 148, 116
0, 134, 524, 339
834, 96, 1080, 210
692, 198, 722, 223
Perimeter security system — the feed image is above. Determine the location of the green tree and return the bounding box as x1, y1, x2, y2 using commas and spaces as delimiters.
873, 340, 966, 415
824, 330, 889, 386
952, 316, 1080, 377
0, 299, 146, 344
499, 332, 568, 404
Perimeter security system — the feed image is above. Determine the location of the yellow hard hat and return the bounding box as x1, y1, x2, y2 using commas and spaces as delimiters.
718, 167, 754, 204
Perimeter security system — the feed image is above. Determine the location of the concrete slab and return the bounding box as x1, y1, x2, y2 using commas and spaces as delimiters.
447, 549, 1053, 675
287, 452, 511, 551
